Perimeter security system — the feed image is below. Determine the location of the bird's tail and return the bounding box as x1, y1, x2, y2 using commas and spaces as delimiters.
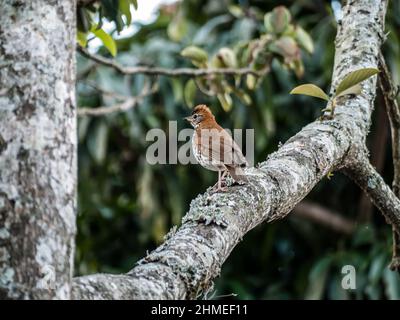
226, 165, 248, 183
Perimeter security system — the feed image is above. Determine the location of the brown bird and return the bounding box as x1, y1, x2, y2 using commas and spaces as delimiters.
185, 104, 248, 192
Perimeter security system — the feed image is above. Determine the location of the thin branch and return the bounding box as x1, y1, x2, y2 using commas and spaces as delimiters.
378, 52, 400, 196
378, 52, 400, 271
344, 158, 400, 235
77, 46, 264, 77
77, 82, 158, 116
292, 201, 355, 235
78, 80, 128, 100
357, 91, 389, 222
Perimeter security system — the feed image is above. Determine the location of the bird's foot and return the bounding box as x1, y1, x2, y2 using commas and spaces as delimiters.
211, 185, 228, 193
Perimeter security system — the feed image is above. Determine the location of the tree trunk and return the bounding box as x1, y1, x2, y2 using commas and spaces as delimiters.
0, 0, 76, 299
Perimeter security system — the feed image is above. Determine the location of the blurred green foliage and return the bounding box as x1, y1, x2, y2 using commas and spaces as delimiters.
76, 0, 400, 299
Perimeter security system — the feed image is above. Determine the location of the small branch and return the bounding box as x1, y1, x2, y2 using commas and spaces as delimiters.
344, 158, 400, 235
77, 46, 263, 77
378, 52, 400, 272
357, 91, 389, 222
292, 201, 355, 235
77, 82, 158, 116
378, 53, 400, 196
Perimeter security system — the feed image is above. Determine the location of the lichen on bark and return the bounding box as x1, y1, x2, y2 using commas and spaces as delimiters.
0, 0, 77, 299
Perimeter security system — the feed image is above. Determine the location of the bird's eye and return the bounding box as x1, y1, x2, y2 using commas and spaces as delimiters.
193, 114, 198, 119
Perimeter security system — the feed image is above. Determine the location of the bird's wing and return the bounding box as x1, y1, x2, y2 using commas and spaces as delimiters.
197, 128, 247, 168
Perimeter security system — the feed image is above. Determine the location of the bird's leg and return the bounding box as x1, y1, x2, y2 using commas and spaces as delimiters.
211, 170, 228, 192
221, 170, 228, 183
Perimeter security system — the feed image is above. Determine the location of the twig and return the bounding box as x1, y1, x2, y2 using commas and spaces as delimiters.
77, 82, 158, 116
78, 80, 128, 100
378, 52, 400, 272
292, 201, 356, 235
357, 90, 389, 222
77, 46, 263, 77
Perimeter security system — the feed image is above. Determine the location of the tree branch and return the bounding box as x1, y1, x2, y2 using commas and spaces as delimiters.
378, 52, 400, 271
77, 82, 158, 116
77, 46, 264, 77
71, 0, 396, 299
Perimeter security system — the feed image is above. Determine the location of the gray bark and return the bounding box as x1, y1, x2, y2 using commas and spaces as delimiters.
73, 0, 396, 299
0, 0, 76, 299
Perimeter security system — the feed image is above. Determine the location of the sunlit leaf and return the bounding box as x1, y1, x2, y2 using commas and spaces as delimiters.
77, 31, 88, 47
295, 26, 314, 54
91, 26, 117, 56
290, 84, 329, 101
119, 0, 132, 25
217, 93, 233, 111
228, 5, 243, 18
167, 9, 188, 42
217, 47, 237, 68
335, 83, 362, 98
246, 74, 257, 90
335, 68, 379, 97
131, 0, 138, 10
180, 46, 208, 67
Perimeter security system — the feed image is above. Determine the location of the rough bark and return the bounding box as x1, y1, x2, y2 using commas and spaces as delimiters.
0, 0, 76, 299
72, 0, 395, 299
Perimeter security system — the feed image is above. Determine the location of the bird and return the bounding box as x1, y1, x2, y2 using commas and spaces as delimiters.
185, 104, 248, 192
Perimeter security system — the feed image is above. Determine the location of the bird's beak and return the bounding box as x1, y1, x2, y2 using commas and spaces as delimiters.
184, 116, 193, 122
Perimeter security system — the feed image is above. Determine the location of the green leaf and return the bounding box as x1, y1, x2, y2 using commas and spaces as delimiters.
246, 74, 257, 90
305, 256, 333, 299
119, 0, 132, 25
131, 0, 138, 10
180, 46, 208, 67
228, 5, 243, 18
167, 9, 188, 42
290, 84, 329, 101
216, 47, 237, 68
383, 267, 400, 299
87, 120, 108, 164
91, 26, 117, 56
264, 6, 291, 35
217, 93, 233, 112
184, 79, 197, 108
77, 31, 88, 47
295, 26, 314, 54
335, 68, 379, 97
335, 84, 362, 98
233, 88, 252, 105
270, 36, 300, 64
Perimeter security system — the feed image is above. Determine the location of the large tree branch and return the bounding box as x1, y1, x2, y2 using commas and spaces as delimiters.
71, 0, 396, 299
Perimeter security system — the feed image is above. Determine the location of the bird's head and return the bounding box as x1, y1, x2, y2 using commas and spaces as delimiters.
184, 104, 215, 128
